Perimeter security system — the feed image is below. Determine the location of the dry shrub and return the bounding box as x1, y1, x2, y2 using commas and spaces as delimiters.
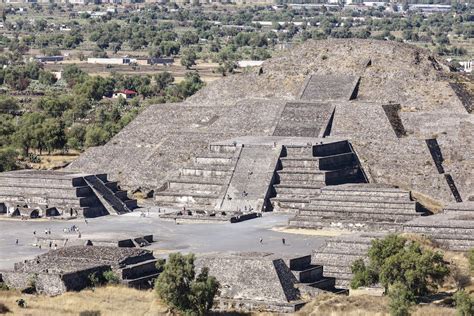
297, 293, 388, 316
0, 303, 10, 314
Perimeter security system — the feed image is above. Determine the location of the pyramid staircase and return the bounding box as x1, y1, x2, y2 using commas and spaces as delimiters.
271, 141, 365, 213
154, 145, 240, 211
312, 234, 381, 289
288, 255, 348, 294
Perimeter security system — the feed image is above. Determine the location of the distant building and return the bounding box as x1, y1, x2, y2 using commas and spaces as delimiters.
148, 57, 174, 65
409, 4, 451, 13
87, 57, 135, 65
35, 56, 64, 63
237, 60, 264, 68
113, 89, 138, 99
459, 60, 472, 73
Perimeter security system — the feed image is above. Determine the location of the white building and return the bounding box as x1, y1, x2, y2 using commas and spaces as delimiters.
459, 60, 472, 73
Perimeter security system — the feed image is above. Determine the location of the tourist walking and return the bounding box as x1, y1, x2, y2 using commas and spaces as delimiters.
282, 238, 286, 245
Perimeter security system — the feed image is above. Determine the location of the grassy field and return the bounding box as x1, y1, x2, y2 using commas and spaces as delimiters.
0, 286, 169, 316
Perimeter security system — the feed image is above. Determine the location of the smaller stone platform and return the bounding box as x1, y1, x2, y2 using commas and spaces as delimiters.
0, 246, 160, 295
0, 170, 138, 218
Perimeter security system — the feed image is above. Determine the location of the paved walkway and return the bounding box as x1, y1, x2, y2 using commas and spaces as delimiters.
0, 211, 327, 270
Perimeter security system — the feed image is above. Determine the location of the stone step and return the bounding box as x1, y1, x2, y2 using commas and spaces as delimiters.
120, 259, 159, 280
302, 204, 419, 214
283, 146, 314, 157
121, 272, 160, 289
322, 266, 354, 276
298, 208, 421, 218
321, 243, 371, 255
155, 192, 218, 206
0, 185, 93, 198
293, 265, 323, 283
288, 218, 402, 232
180, 167, 232, 177
271, 197, 309, 211
321, 187, 410, 199
280, 157, 320, 169
124, 200, 138, 209
277, 170, 326, 182
195, 156, 234, 166
105, 181, 119, 192
317, 192, 412, 203
308, 277, 336, 291
294, 212, 419, 223
168, 181, 223, 192
323, 270, 353, 281
310, 198, 416, 209
0, 175, 84, 187
287, 255, 312, 270
274, 184, 322, 196
313, 253, 363, 266
403, 225, 474, 236
318, 152, 357, 171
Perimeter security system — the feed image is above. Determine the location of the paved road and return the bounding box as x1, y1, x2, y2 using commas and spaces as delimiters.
0, 211, 327, 270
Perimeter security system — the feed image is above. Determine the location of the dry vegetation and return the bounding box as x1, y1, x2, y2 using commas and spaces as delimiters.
296, 293, 458, 316
0, 286, 169, 316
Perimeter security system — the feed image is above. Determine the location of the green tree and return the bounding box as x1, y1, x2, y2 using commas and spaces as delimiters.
62, 64, 86, 87
38, 70, 57, 85
154, 253, 219, 315
180, 48, 197, 69
177, 72, 204, 99
42, 118, 66, 154
0, 148, 17, 172
155, 72, 174, 91
66, 124, 86, 151
351, 235, 449, 297
0, 97, 18, 114
85, 126, 109, 148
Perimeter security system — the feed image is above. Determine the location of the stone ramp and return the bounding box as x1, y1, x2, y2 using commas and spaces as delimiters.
220, 144, 281, 213
272, 102, 334, 137
289, 184, 422, 231
300, 75, 360, 102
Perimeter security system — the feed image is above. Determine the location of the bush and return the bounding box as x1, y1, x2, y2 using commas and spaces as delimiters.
154, 253, 219, 315
0, 302, 10, 314
103, 270, 120, 285
350, 235, 449, 297
88, 272, 102, 287
454, 290, 474, 316
0, 282, 9, 291
388, 282, 415, 316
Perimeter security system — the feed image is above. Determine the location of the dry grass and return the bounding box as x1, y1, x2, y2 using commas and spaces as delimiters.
410, 191, 444, 214
27, 152, 80, 170
296, 293, 457, 316
0, 286, 169, 316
